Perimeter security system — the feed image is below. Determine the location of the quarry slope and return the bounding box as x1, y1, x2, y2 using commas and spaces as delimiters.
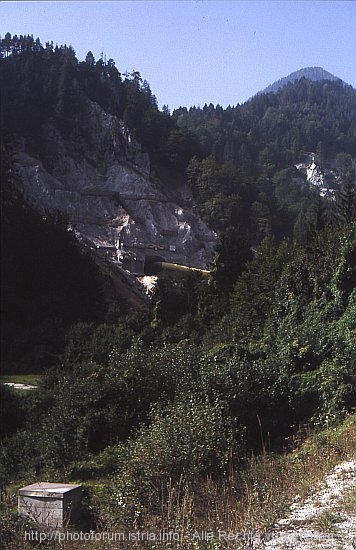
13, 100, 217, 302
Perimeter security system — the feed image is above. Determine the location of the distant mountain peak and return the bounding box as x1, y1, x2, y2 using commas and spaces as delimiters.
257, 67, 342, 96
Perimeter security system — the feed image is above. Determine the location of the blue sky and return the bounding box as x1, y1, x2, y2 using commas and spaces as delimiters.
1, 1, 355, 110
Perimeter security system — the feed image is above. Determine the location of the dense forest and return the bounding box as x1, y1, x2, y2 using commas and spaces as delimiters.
0, 34, 355, 548
0, 33, 199, 179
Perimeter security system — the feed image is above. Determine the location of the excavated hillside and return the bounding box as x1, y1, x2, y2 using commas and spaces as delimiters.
13, 99, 217, 307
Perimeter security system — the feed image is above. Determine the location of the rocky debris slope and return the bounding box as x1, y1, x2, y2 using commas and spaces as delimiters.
13, 99, 217, 296
295, 152, 356, 199
295, 153, 337, 198
256, 460, 356, 549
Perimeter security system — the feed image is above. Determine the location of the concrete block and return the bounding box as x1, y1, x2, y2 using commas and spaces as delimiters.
18, 482, 81, 528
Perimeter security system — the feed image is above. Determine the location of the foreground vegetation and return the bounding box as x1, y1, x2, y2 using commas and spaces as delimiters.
1, 412, 355, 549
1, 32, 355, 549
1, 217, 355, 548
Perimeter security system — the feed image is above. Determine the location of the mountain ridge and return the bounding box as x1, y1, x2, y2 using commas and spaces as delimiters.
256, 66, 343, 96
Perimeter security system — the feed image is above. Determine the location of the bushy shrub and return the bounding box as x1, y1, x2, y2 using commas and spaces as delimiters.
70, 446, 122, 480
109, 396, 239, 524
199, 345, 293, 449
317, 357, 356, 424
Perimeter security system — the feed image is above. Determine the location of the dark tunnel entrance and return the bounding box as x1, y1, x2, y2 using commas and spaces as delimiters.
144, 255, 166, 275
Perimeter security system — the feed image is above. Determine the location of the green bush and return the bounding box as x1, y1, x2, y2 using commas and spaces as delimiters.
109, 396, 239, 523
70, 446, 122, 480
199, 346, 293, 449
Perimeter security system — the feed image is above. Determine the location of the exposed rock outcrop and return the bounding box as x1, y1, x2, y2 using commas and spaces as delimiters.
14, 100, 217, 300
294, 153, 351, 199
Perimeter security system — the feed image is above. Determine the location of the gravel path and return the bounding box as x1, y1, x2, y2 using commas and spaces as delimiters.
257, 460, 356, 549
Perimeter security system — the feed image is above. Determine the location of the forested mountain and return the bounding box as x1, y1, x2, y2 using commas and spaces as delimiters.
0, 33, 198, 179
2, 33, 355, 247
1, 34, 355, 548
0, 32, 215, 370
175, 75, 356, 166
257, 66, 341, 95
174, 76, 356, 239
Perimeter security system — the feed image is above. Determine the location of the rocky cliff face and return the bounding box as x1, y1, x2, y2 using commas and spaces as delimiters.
295, 154, 337, 198
295, 153, 355, 199
14, 99, 217, 296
